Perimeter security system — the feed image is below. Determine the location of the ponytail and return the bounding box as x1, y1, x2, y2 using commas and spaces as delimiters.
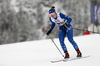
49, 6, 56, 14
51, 6, 55, 9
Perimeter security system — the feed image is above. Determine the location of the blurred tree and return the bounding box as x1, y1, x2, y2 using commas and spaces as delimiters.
0, 0, 94, 44
0, 0, 34, 44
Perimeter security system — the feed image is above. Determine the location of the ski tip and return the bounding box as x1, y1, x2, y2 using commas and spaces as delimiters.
51, 61, 57, 63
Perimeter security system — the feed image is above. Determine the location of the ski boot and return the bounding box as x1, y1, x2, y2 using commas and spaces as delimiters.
76, 48, 82, 57
64, 51, 70, 59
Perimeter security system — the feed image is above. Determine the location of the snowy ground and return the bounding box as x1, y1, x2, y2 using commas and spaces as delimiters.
0, 34, 100, 66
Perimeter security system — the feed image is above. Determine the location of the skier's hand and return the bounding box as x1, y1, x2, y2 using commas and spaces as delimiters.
62, 22, 68, 28
46, 30, 52, 36
65, 22, 68, 25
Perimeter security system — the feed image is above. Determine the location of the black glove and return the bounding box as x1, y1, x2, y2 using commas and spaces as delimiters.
46, 30, 52, 35
62, 23, 68, 28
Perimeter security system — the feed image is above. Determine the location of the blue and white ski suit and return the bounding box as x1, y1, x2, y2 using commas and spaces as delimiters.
49, 13, 79, 52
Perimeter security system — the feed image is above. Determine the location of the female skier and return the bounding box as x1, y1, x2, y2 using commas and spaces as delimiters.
46, 6, 82, 58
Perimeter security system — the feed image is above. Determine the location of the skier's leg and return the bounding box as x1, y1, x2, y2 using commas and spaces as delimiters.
66, 28, 82, 57
66, 29, 79, 50
59, 30, 67, 52
59, 29, 69, 58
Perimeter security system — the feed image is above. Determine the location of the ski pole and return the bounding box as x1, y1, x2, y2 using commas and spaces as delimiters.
72, 27, 100, 34
65, 26, 100, 34
48, 35, 65, 58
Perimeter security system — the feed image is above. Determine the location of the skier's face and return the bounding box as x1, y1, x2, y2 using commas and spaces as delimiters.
50, 13, 56, 18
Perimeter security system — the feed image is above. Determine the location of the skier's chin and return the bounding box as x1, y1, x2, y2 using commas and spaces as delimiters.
51, 16, 55, 18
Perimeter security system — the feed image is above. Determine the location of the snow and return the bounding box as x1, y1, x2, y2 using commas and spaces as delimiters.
0, 34, 100, 66
10, 0, 19, 13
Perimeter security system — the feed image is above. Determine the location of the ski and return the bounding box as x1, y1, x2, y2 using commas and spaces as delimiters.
51, 58, 68, 63
51, 55, 90, 63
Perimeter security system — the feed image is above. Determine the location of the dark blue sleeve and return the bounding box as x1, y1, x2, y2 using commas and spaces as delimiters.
60, 13, 72, 23
49, 17, 56, 31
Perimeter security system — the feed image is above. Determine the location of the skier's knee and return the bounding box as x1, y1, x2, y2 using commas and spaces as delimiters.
60, 40, 64, 45
68, 38, 74, 43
